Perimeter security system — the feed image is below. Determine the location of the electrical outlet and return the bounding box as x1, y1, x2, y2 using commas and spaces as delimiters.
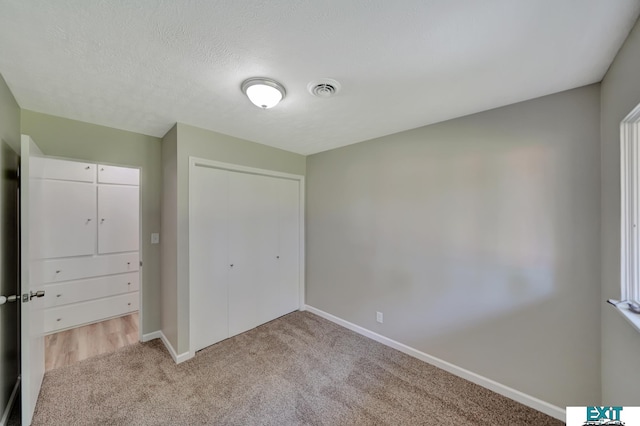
151, 233, 160, 244
376, 311, 383, 323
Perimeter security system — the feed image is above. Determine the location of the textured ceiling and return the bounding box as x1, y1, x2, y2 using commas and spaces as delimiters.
0, 1, 638, 155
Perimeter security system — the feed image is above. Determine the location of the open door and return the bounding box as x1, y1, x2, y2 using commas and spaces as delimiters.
20, 135, 46, 425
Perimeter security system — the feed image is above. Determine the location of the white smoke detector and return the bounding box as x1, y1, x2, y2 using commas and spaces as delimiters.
307, 78, 341, 98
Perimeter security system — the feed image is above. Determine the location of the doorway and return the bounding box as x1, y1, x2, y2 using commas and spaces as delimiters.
44, 313, 138, 370
0, 140, 20, 425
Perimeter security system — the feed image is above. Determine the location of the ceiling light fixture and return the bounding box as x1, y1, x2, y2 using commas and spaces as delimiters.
241, 77, 286, 109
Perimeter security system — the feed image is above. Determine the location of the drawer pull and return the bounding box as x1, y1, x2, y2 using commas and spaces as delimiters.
85, 166, 90, 170
127, 282, 131, 286
56, 318, 61, 322
127, 303, 131, 306
56, 294, 62, 298
55, 270, 61, 274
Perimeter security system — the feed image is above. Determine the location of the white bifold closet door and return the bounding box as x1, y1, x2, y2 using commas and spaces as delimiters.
191, 165, 300, 353
228, 172, 280, 336
190, 167, 229, 352
277, 178, 300, 317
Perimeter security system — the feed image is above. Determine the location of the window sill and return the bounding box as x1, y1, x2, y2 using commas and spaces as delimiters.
612, 304, 640, 334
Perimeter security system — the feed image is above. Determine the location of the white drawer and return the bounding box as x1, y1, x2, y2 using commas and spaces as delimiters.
32, 253, 139, 285
44, 272, 139, 308
98, 164, 139, 186
35, 157, 96, 182
44, 292, 139, 334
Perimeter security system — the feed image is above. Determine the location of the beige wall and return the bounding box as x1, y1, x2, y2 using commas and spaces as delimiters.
0, 74, 20, 418
161, 125, 178, 349
306, 84, 601, 408
600, 17, 640, 404
21, 110, 163, 335
163, 123, 306, 354
0, 75, 19, 153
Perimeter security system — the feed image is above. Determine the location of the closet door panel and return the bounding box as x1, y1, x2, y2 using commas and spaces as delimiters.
190, 166, 229, 351
228, 172, 262, 337
98, 185, 139, 254
278, 179, 300, 316
35, 180, 96, 259
41, 158, 96, 183
254, 175, 280, 326
98, 164, 140, 185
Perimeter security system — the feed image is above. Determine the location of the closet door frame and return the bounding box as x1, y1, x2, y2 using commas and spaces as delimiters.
188, 157, 305, 358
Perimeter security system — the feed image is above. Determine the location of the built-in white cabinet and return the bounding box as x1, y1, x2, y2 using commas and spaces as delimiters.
190, 163, 302, 353
98, 185, 140, 254
98, 164, 140, 186
31, 157, 140, 334
35, 180, 97, 259
39, 157, 96, 182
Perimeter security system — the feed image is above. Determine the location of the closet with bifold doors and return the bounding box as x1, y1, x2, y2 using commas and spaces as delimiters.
190, 160, 303, 353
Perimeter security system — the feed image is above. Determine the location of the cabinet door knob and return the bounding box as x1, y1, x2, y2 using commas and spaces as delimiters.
85, 166, 90, 170
128, 303, 131, 306
56, 318, 61, 322
276, 256, 280, 259
55, 270, 61, 274
230, 264, 234, 268
127, 282, 131, 286
100, 218, 105, 223
56, 294, 62, 298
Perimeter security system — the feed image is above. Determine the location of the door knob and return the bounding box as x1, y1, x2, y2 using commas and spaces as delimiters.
0, 295, 19, 305
29, 290, 45, 301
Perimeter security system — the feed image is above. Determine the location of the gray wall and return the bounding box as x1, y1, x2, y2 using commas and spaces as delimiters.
600, 17, 640, 404
21, 110, 163, 335
0, 74, 20, 419
163, 123, 306, 354
160, 125, 178, 350
306, 84, 601, 408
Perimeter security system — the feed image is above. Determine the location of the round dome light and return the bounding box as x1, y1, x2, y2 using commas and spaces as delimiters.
241, 78, 286, 109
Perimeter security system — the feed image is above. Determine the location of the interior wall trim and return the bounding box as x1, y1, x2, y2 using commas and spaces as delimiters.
142, 331, 162, 342
304, 305, 565, 421
159, 331, 193, 364
0, 376, 20, 426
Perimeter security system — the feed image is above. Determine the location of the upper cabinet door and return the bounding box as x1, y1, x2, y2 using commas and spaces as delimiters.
40, 158, 96, 182
34, 180, 97, 259
98, 164, 140, 186
98, 186, 140, 254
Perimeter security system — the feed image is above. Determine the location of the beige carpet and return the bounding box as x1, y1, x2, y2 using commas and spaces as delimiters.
32, 311, 564, 425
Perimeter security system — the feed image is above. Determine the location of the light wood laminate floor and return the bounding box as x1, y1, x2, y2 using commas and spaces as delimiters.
45, 313, 139, 371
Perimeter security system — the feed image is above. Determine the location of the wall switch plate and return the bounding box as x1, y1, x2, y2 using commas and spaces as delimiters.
151, 233, 160, 244
376, 311, 383, 323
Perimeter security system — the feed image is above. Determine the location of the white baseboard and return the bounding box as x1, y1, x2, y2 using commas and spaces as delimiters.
304, 305, 565, 421
142, 331, 162, 342
159, 331, 193, 364
0, 376, 20, 426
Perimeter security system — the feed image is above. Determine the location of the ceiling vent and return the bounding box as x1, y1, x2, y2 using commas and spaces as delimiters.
308, 78, 341, 98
